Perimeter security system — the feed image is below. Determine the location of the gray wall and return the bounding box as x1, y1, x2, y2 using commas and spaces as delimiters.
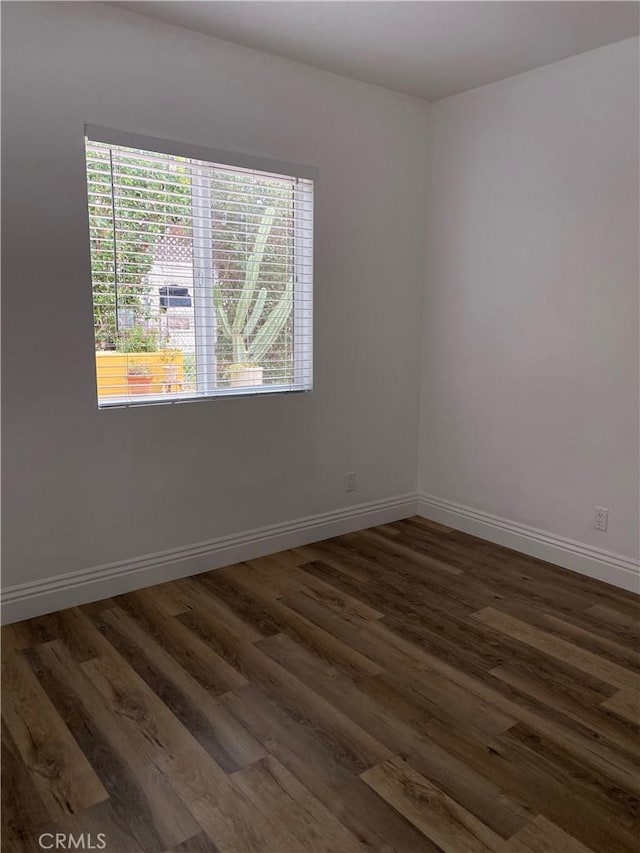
419, 38, 640, 560
1, 2, 428, 588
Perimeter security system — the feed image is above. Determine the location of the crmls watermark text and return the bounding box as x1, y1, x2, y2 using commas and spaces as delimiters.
38, 833, 107, 850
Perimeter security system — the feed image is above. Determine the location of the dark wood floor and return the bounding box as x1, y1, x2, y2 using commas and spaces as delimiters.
2, 517, 639, 853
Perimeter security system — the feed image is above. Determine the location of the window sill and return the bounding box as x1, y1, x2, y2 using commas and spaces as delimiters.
98, 383, 312, 409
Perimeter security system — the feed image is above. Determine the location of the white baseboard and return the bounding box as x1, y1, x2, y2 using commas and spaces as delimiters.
1, 493, 418, 624
5, 489, 636, 624
417, 493, 640, 594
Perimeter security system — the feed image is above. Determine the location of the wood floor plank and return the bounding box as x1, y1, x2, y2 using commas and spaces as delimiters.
1, 720, 52, 852
468, 596, 640, 672
29, 607, 108, 663
404, 515, 454, 534
1, 647, 108, 820
468, 537, 637, 614
274, 559, 385, 621
165, 831, 220, 853
95, 606, 266, 771
474, 606, 640, 692
2, 618, 56, 651
177, 577, 267, 644
586, 603, 640, 633
422, 717, 639, 853
231, 755, 367, 853
602, 689, 640, 724
364, 616, 640, 793
29, 641, 202, 851
3, 520, 638, 852
177, 601, 392, 775
230, 641, 393, 773
300, 547, 492, 623
257, 630, 532, 838
220, 683, 443, 853
212, 556, 386, 627
154, 732, 330, 853
361, 754, 503, 852
143, 583, 192, 617
294, 541, 375, 583
100, 772, 189, 852
355, 526, 464, 575
221, 555, 304, 598
393, 520, 606, 613
188, 573, 285, 638
502, 723, 640, 836
491, 665, 639, 755
80, 651, 212, 769
299, 554, 486, 641
498, 815, 597, 852
374, 523, 403, 536
540, 612, 640, 671
281, 588, 517, 738
117, 588, 248, 695
201, 569, 384, 678
475, 596, 640, 672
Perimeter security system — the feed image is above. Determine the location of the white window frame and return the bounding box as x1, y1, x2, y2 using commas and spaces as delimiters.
85, 125, 316, 408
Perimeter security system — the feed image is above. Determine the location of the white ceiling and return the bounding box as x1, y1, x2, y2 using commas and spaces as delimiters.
113, 1, 639, 101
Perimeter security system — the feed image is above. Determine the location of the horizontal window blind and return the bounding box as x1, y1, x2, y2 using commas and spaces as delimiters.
85, 133, 313, 407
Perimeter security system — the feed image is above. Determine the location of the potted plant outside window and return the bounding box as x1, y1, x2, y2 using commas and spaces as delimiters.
127, 360, 153, 394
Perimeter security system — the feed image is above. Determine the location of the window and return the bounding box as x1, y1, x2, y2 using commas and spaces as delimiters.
85, 126, 314, 407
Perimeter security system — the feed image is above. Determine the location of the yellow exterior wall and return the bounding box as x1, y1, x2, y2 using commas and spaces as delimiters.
95, 351, 185, 399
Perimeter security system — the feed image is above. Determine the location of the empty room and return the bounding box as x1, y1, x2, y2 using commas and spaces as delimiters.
1, 2, 639, 852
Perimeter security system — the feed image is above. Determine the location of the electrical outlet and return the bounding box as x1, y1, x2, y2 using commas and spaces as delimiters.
593, 506, 609, 532
345, 471, 356, 492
